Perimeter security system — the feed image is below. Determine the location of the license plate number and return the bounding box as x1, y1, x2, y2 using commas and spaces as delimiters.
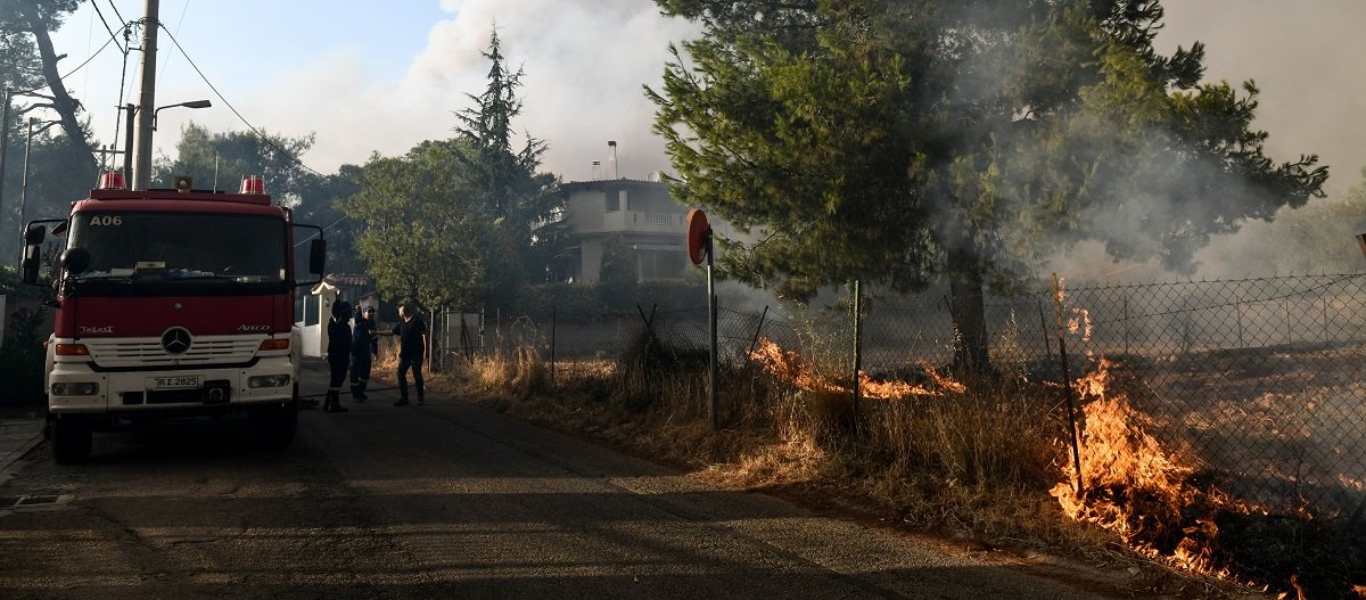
149, 376, 201, 389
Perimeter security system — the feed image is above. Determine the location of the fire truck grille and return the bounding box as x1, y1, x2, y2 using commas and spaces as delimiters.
83, 337, 261, 368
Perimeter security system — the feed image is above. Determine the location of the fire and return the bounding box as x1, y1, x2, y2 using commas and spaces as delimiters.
748, 337, 963, 399
748, 337, 845, 394
1052, 358, 1240, 577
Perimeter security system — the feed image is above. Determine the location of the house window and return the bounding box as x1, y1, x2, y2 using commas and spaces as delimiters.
605, 192, 620, 212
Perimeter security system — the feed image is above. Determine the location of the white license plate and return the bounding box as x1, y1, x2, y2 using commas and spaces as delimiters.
148, 376, 201, 389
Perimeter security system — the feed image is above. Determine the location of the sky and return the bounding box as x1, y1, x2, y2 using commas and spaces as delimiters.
49, 0, 699, 183
42, 0, 1366, 277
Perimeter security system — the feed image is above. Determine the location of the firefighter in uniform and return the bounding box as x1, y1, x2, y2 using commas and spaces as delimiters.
324, 300, 353, 413
350, 305, 378, 401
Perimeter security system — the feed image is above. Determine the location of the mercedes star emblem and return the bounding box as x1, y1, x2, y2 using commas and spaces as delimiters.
161, 327, 192, 355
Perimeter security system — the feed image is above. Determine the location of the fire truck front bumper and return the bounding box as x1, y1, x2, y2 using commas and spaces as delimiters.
47, 358, 297, 415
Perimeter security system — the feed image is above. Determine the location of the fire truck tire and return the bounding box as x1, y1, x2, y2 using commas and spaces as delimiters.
255, 400, 298, 450
51, 417, 93, 464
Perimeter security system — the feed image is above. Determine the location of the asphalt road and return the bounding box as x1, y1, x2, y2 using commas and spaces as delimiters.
0, 359, 1150, 600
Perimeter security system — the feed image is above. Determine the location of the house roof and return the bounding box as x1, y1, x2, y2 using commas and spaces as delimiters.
325, 273, 370, 287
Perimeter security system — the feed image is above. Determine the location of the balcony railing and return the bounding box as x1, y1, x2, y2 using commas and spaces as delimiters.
580, 210, 686, 234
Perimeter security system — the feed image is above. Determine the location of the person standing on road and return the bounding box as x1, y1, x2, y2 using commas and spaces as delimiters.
390, 303, 428, 407
350, 305, 379, 401
324, 300, 353, 413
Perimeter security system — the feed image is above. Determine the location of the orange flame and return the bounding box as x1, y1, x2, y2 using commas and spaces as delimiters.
748, 337, 963, 399
1051, 358, 1259, 580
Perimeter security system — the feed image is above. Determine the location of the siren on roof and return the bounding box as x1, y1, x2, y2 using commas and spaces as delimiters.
240, 176, 265, 194
97, 172, 126, 190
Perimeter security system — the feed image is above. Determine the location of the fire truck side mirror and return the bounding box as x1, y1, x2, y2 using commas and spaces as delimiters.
23, 224, 45, 245
21, 246, 41, 285
309, 238, 326, 275
19, 225, 45, 285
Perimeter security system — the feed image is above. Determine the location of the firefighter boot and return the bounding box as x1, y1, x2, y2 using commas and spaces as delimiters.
325, 390, 347, 413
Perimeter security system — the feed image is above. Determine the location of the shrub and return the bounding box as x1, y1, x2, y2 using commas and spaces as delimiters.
0, 307, 48, 407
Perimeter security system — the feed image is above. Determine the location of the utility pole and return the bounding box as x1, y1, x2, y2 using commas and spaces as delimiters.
131, 0, 160, 191
124, 103, 136, 181
0, 89, 11, 217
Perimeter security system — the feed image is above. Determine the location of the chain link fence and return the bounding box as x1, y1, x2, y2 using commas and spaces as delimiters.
444, 274, 1366, 522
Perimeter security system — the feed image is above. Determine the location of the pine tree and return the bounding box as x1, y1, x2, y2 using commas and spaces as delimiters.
454, 29, 565, 310
648, 0, 1326, 372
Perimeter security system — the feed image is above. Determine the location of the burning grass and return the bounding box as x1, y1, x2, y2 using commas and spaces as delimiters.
1054, 359, 1366, 600
404, 329, 1362, 599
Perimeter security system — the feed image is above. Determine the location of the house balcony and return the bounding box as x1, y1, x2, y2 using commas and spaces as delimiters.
576, 210, 688, 235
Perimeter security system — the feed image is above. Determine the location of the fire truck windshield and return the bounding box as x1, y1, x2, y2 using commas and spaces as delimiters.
66, 212, 288, 293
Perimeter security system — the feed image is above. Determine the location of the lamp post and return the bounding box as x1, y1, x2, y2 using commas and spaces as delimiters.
0, 88, 10, 216
16, 117, 35, 266
123, 99, 210, 187
18, 117, 37, 234
154, 99, 211, 129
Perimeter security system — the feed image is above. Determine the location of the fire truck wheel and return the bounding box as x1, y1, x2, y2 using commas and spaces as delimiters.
51, 417, 93, 464
255, 402, 298, 450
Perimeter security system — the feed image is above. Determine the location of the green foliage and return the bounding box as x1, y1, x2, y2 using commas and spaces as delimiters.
597, 234, 639, 292
294, 164, 366, 274
162, 125, 371, 271
649, 0, 1327, 368
453, 28, 567, 308
4, 123, 98, 226
1224, 168, 1366, 275
161, 123, 316, 196
1, 0, 98, 182
508, 281, 708, 323
511, 284, 605, 322
340, 139, 485, 315
0, 305, 47, 406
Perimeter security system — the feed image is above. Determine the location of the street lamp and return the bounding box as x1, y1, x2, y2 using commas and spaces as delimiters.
18, 118, 34, 241
123, 99, 211, 187
153, 99, 212, 131
0, 89, 11, 216
16, 117, 56, 266
0, 88, 40, 226
17, 117, 57, 236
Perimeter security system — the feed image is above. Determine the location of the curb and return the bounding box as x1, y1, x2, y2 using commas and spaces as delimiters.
0, 419, 45, 474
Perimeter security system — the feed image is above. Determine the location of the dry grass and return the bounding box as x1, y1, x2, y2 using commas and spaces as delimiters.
382, 331, 1269, 600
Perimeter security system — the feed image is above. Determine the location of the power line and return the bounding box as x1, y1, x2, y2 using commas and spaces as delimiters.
12, 34, 119, 97
155, 23, 353, 237
90, 1, 128, 54
8, 32, 118, 97
158, 0, 193, 83
156, 24, 325, 178
105, 0, 127, 31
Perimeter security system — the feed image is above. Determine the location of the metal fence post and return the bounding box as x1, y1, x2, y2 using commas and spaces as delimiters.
550, 305, 557, 389
852, 280, 863, 436
1052, 274, 1084, 495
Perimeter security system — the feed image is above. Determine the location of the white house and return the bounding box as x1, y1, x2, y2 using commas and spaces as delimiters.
558, 177, 692, 284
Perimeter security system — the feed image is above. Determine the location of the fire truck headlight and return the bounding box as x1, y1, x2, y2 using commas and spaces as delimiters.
51, 382, 100, 396
247, 374, 291, 389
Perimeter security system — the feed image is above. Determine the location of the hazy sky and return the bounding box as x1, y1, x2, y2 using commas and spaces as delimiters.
49, 0, 698, 183
1157, 0, 1366, 198
45, 0, 1363, 196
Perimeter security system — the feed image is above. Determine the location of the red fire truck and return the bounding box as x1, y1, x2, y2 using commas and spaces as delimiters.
21, 173, 325, 463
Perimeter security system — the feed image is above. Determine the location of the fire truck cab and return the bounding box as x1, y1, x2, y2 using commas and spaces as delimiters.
21, 173, 326, 463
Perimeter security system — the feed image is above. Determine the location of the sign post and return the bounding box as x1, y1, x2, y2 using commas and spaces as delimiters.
687, 209, 718, 429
